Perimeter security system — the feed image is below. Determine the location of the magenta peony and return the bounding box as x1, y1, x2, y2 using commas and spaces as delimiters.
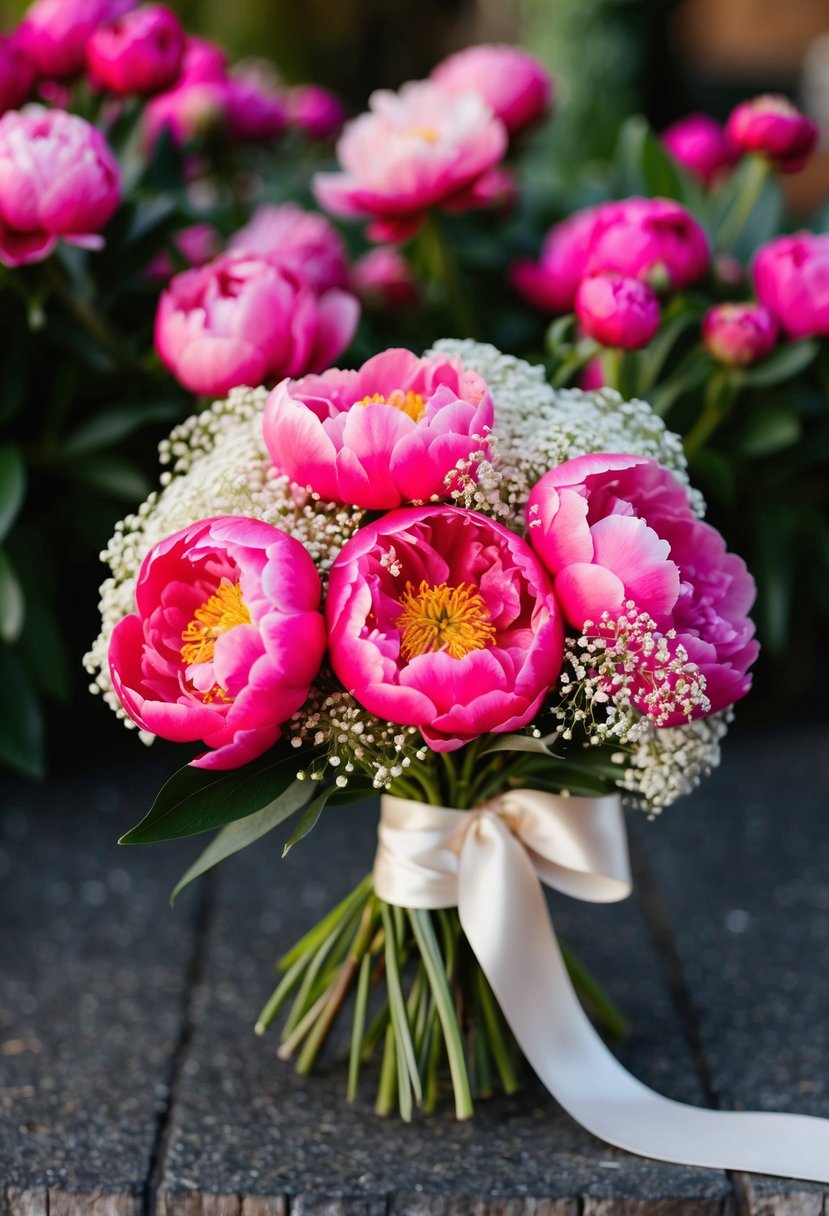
350, 246, 419, 310
287, 84, 346, 141
431, 43, 552, 137
229, 203, 348, 293
19, 0, 135, 81
144, 77, 228, 148
224, 72, 287, 141
109, 516, 326, 770
585, 197, 709, 291
154, 251, 359, 397
526, 454, 758, 719
661, 113, 737, 185
753, 233, 829, 338
177, 34, 226, 82
0, 35, 34, 115
575, 273, 660, 349
313, 79, 507, 243
263, 348, 493, 509
0, 106, 120, 267
86, 3, 185, 96
726, 95, 818, 173
327, 506, 563, 751
510, 206, 600, 313
702, 302, 777, 365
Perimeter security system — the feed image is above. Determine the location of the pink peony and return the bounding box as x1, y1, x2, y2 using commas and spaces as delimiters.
431, 43, 552, 137
510, 206, 600, 313
702, 302, 777, 365
313, 79, 508, 243
0, 106, 120, 267
753, 233, 829, 338
87, 4, 185, 96
575, 273, 660, 349
661, 113, 737, 185
350, 246, 419, 310
229, 203, 348, 292
585, 197, 710, 291
177, 34, 227, 83
526, 454, 758, 719
263, 348, 493, 510
19, 0, 136, 81
109, 516, 326, 770
146, 222, 221, 281
726, 95, 818, 174
144, 77, 229, 148
287, 84, 346, 141
0, 35, 34, 115
154, 251, 359, 397
326, 506, 563, 751
224, 72, 287, 141
579, 358, 604, 390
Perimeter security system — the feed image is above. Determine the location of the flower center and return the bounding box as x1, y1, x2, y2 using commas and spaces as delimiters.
354, 389, 426, 422
181, 579, 251, 666
395, 580, 496, 661
409, 125, 440, 143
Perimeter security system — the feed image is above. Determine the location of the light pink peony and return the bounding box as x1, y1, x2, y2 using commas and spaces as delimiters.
313, 79, 508, 243
155, 251, 359, 397
263, 348, 493, 509
510, 206, 600, 313
753, 233, 829, 338
19, 0, 136, 81
86, 4, 185, 96
350, 246, 419, 310
726, 95, 818, 174
0, 106, 120, 267
585, 197, 710, 291
109, 516, 326, 770
526, 454, 758, 719
0, 35, 34, 115
575, 273, 660, 349
327, 506, 563, 751
431, 43, 552, 137
229, 203, 348, 292
661, 113, 737, 185
702, 302, 777, 365
287, 84, 346, 141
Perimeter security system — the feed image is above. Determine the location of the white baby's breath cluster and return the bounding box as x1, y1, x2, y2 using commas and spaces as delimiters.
616, 710, 732, 814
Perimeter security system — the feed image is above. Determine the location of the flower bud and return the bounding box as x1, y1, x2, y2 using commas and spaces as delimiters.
725, 95, 818, 173
87, 4, 185, 96
575, 273, 660, 349
662, 113, 737, 186
702, 302, 777, 366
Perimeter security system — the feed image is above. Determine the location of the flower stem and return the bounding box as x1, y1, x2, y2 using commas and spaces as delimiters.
421, 211, 478, 338
716, 154, 771, 251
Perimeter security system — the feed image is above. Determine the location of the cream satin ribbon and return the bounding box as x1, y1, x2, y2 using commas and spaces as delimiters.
375, 791, 829, 1183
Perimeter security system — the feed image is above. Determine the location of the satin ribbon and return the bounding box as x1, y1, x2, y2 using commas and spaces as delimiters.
375, 790, 829, 1183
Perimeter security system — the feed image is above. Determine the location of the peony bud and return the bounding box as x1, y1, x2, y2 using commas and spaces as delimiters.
575, 273, 661, 349
725, 95, 818, 173
662, 113, 737, 186
702, 302, 778, 366
87, 4, 185, 96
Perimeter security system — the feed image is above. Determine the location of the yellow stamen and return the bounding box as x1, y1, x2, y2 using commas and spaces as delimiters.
181, 580, 251, 666
354, 390, 426, 422
409, 125, 440, 143
395, 580, 496, 661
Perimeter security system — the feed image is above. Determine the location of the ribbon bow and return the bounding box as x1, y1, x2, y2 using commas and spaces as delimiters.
375, 791, 829, 1184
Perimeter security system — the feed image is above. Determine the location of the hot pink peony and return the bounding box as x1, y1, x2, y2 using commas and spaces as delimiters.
350, 246, 419, 310
263, 348, 493, 510
702, 302, 777, 365
87, 4, 185, 96
0, 106, 121, 267
313, 79, 508, 243
510, 206, 600, 313
661, 113, 737, 185
575, 273, 660, 349
753, 233, 829, 338
178, 34, 226, 82
327, 506, 563, 751
108, 516, 326, 770
726, 95, 818, 173
526, 454, 758, 719
224, 72, 287, 141
144, 77, 228, 148
287, 84, 346, 141
0, 35, 34, 115
19, 0, 136, 81
431, 43, 552, 137
585, 197, 710, 291
229, 203, 348, 292
155, 251, 359, 397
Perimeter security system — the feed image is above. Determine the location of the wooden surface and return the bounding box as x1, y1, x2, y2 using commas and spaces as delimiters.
1, 727, 828, 1214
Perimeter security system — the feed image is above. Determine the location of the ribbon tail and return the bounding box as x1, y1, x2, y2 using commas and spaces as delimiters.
458, 814, 829, 1185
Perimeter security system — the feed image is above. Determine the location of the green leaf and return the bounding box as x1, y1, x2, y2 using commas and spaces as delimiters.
0, 446, 26, 543
120, 746, 312, 844
0, 550, 24, 643
739, 340, 819, 388
62, 401, 182, 458
737, 402, 802, 458
17, 598, 70, 704
281, 785, 333, 857
482, 732, 559, 757
0, 643, 44, 778
614, 115, 689, 203
70, 455, 151, 503
170, 777, 315, 903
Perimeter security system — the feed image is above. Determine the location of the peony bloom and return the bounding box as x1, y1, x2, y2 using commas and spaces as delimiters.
585, 197, 710, 291
109, 516, 326, 770
327, 506, 563, 751
575, 273, 660, 349
431, 43, 552, 137
527, 454, 758, 719
263, 348, 493, 509
313, 79, 508, 243
154, 251, 359, 397
229, 203, 348, 292
753, 232, 829, 338
18, 0, 135, 81
510, 206, 600, 313
0, 106, 120, 267
702, 302, 777, 365
350, 246, 419, 310
87, 4, 185, 96
177, 34, 226, 82
224, 72, 287, 141
0, 35, 34, 115
287, 84, 346, 141
144, 78, 228, 148
726, 94, 818, 173
579, 358, 604, 390
661, 113, 737, 185
146, 222, 221, 281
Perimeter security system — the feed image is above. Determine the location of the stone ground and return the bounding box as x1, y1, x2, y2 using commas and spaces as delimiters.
1, 725, 828, 1215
